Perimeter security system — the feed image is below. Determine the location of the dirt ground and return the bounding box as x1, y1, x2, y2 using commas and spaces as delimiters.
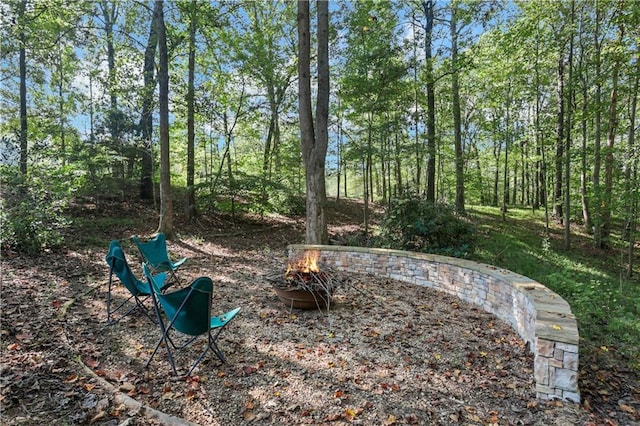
1, 199, 638, 425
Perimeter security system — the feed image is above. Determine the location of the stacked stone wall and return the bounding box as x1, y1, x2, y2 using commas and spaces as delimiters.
288, 244, 580, 402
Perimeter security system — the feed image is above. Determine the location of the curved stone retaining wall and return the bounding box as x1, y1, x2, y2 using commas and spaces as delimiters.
288, 244, 580, 402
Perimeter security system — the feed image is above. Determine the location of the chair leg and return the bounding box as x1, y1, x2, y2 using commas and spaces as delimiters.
145, 294, 178, 376
209, 328, 227, 363
107, 273, 114, 324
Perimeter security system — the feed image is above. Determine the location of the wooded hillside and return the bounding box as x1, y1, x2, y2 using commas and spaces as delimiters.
1, 0, 638, 262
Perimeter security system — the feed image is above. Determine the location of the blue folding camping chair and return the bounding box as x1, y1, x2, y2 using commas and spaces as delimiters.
142, 263, 240, 376
132, 233, 187, 285
104, 240, 154, 325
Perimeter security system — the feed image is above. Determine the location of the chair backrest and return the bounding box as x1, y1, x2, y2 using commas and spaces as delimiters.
105, 240, 148, 296
132, 233, 171, 268
143, 263, 213, 337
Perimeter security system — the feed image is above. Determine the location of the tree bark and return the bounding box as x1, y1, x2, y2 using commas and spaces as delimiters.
155, 0, 174, 239
563, 0, 575, 250
298, 0, 329, 245
593, 4, 603, 247
624, 53, 638, 277
602, 16, 623, 248
554, 55, 565, 223
18, 0, 27, 175
140, 2, 158, 200
451, 2, 464, 214
186, 1, 197, 220
423, 0, 436, 202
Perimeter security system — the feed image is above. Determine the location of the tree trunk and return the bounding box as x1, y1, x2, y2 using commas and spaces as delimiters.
492, 116, 500, 207
423, 0, 436, 202
554, 55, 565, 223
186, 2, 197, 220
155, 0, 174, 239
602, 18, 624, 248
450, 2, 464, 214
593, 6, 603, 247
139, 1, 158, 200
298, 0, 329, 245
502, 86, 510, 222
100, 1, 121, 179
624, 53, 638, 277
18, 0, 27, 175
563, 1, 575, 250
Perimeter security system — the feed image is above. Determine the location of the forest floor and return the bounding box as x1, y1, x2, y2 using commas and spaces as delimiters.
1, 198, 639, 425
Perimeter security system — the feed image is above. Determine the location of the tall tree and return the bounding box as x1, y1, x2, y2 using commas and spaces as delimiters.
298, 0, 329, 244
563, 0, 576, 250
139, 1, 158, 200
450, 0, 464, 213
624, 52, 638, 277
186, 0, 198, 220
155, 0, 174, 238
422, 0, 436, 202
601, 6, 624, 248
18, 0, 27, 175
592, 2, 604, 248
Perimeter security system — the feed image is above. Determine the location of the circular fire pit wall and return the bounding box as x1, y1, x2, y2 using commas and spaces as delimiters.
288, 244, 580, 403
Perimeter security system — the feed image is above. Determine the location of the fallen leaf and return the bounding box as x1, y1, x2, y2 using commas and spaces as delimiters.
344, 407, 358, 421
90, 411, 106, 423
242, 410, 256, 421
384, 414, 397, 425
15, 333, 32, 342
84, 358, 100, 368
119, 382, 135, 392
552, 324, 562, 331
619, 404, 635, 414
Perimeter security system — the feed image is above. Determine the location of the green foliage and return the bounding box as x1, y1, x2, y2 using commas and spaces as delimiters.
471, 206, 640, 366
377, 194, 476, 258
269, 192, 306, 216
0, 167, 71, 254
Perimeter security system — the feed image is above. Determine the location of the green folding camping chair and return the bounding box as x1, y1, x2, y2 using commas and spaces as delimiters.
132, 233, 187, 285
143, 263, 241, 376
104, 240, 154, 325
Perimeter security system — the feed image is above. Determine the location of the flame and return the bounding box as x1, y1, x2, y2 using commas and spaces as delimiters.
286, 250, 320, 276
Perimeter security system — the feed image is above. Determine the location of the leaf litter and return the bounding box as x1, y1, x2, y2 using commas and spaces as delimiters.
1, 200, 638, 425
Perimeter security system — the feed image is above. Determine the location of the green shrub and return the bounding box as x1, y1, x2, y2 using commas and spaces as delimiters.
0, 167, 70, 254
377, 195, 476, 258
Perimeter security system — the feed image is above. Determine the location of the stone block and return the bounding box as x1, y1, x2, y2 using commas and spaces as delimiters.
534, 356, 549, 385
562, 390, 580, 403
563, 351, 579, 370
554, 368, 577, 390
536, 338, 555, 357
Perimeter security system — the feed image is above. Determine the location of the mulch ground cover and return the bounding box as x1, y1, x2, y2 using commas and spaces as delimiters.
1, 200, 638, 425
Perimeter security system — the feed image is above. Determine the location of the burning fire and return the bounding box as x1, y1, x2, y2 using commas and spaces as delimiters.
285, 250, 320, 277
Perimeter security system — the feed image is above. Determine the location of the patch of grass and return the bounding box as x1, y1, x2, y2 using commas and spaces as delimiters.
70, 217, 142, 247
469, 206, 640, 367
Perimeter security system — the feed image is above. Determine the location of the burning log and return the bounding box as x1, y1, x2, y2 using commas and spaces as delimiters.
265, 250, 341, 310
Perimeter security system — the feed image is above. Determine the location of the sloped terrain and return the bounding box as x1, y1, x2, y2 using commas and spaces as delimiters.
1, 199, 637, 425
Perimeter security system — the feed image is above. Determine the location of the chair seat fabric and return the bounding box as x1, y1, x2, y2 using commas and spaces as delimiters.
104, 240, 153, 325
143, 264, 240, 376
132, 233, 187, 274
